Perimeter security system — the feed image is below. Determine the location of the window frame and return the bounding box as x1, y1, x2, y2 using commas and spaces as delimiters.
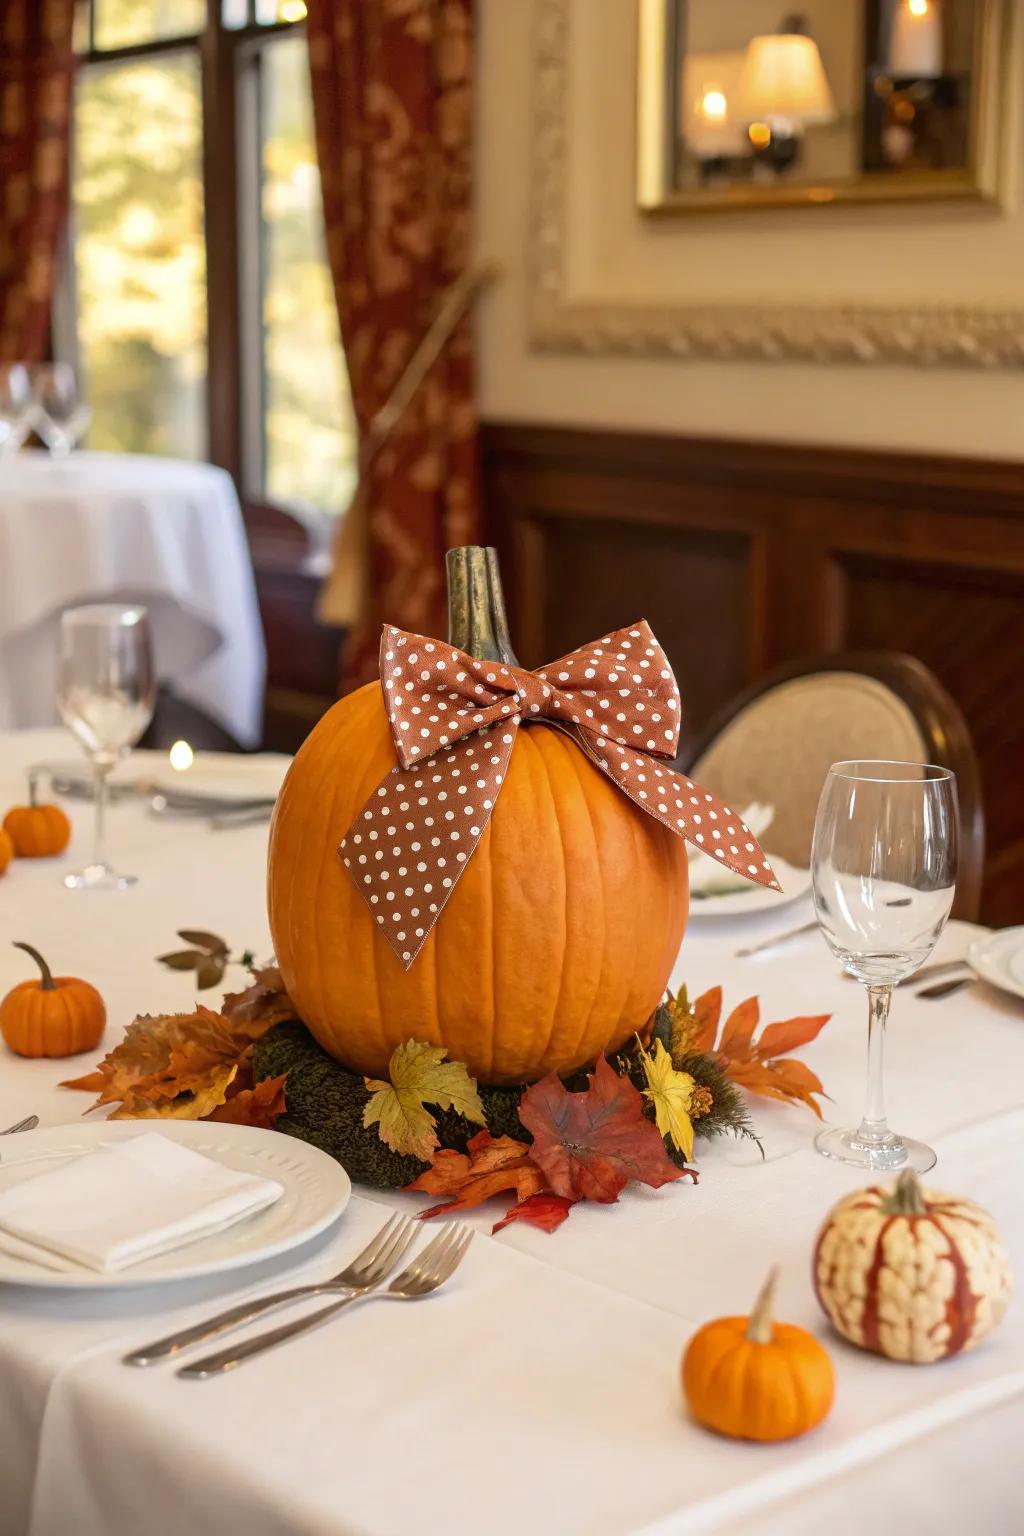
72, 0, 310, 506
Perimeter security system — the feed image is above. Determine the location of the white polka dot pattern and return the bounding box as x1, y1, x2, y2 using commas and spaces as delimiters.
339, 621, 780, 966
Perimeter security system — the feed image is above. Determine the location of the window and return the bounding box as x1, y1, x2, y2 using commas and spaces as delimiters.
70, 0, 356, 518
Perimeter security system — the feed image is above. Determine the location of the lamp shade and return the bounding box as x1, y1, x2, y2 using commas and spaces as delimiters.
736, 34, 837, 125
889, 0, 943, 78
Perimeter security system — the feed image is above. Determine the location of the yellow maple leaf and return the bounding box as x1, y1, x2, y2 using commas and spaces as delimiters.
110, 1064, 239, 1120
639, 1039, 696, 1162
363, 1041, 487, 1161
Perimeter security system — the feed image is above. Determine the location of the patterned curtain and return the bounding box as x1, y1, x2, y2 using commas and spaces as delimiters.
0, 0, 75, 361
306, 0, 482, 690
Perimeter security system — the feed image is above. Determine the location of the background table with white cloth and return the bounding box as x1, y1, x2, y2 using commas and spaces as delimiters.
0, 453, 265, 746
0, 730, 1021, 1536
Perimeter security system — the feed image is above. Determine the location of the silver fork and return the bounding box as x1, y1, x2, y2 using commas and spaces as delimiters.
124, 1212, 417, 1367
178, 1222, 473, 1380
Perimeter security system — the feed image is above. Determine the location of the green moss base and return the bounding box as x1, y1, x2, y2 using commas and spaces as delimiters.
252, 1014, 759, 1187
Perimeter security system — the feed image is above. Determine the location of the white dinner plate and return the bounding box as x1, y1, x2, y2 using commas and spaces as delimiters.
968, 927, 1024, 1002
0, 1121, 350, 1290
687, 856, 811, 919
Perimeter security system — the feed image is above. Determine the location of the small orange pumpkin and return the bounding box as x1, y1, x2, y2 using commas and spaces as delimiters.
0, 827, 12, 876
814, 1169, 1013, 1363
3, 792, 71, 858
0, 942, 106, 1058
682, 1268, 835, 1442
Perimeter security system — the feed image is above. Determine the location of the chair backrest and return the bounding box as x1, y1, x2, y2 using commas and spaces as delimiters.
684, 652, 984, 920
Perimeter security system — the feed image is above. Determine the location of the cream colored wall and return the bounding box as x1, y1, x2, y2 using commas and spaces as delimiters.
474, 0, 1024, 460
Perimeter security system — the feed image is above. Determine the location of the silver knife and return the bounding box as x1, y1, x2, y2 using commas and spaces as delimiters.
735, 920, 819, 959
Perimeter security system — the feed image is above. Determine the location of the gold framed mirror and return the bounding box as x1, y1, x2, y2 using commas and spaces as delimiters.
637, 0, 1009, 213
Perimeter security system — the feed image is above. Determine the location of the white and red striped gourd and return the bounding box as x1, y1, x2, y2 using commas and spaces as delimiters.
814, 1169, 1012, 1364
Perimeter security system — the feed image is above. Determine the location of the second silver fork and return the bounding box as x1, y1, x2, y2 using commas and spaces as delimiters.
179, 1222, 473, 1379
124, 1212, 418, 1366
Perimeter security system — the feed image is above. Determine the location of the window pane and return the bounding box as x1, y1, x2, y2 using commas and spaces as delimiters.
74, 53, 207, 458
222, 0, 251, 29
260, 35, 356, 513
93, 0, 205, 50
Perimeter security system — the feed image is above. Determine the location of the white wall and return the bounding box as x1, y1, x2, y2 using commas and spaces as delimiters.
474, 0, 1024, 460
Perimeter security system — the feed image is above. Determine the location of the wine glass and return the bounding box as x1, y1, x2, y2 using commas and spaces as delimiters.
0, 363, 35, 454
811, 760, 958, 1173
32, 364, 91, 457
56, 605, 157, 891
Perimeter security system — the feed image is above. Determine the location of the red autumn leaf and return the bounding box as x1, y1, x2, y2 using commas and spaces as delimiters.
407, 1132, 547, 1218
719, 996, 760, 1052
755, 1014, 830, 1060
492, 1192, 575, 1235
518, 1056, 686, 1204
689, 986, 722, 1052
205, 1073, 288, 1129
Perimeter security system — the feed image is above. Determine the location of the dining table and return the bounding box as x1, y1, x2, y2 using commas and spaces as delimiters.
0, 727, 1021, 1536
0, 453, 265, 746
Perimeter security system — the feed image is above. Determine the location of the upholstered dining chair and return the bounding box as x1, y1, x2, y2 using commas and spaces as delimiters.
681, 653, 984, 920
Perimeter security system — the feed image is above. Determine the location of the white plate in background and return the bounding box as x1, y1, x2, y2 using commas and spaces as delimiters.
969, 927, 1024, 1002
687, 856, 811, 919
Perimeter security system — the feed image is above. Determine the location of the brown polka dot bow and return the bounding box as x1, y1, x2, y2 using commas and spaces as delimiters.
340, 622, 780, 965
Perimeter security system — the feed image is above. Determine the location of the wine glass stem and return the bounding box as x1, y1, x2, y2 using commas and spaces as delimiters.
859, 983, 893, 1143
92, 763, 111, 870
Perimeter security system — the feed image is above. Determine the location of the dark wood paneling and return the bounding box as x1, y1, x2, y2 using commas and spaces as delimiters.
482, 421, 1024, 925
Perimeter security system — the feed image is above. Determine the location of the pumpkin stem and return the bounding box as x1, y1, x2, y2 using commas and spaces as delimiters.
885, 1167, 927, 1216
12, 941, 56, 991
446, 546, 520, 665
745, 1265, 779, 1345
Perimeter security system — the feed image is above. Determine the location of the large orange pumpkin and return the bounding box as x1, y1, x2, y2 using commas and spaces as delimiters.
269, 547, 689, 1085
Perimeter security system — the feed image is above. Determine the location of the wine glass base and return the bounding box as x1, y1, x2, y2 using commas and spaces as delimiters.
63, 863, 137, 892
815, 1125, 936, 1174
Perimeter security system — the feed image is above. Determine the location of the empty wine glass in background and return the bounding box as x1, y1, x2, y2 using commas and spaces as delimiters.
811, 760, 958, 1173
33, 364, 91, 457
57, 605, 157, 891
0, 363, 35, 454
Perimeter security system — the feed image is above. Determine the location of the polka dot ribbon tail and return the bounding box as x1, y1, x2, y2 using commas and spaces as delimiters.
340, 622, 780, 966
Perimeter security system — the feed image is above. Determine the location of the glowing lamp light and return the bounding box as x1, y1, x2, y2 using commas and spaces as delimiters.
700, 87, 729, 123
748, 121, 773, 148
169, 740, 194, 772
279, 0, 307, 19
909, 0, 929, 15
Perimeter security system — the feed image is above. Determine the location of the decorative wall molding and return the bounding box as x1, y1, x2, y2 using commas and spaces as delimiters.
528, 0, 1024, 370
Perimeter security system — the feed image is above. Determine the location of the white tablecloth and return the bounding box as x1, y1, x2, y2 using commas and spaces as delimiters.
0, 453, 266, 746
0, 730, 1021, 1536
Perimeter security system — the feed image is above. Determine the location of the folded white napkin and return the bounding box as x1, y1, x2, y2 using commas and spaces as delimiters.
0, 1132, 284, 1274
688, 800, 775, 898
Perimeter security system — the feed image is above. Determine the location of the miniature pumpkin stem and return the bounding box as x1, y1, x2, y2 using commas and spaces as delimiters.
886, 1167, 927, 1216
746, 1265, 779, 1344
12, 941, 56, 991
446, 546, 520, 665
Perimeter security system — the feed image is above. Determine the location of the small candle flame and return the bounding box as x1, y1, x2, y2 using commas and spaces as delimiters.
169, 740, 194, 772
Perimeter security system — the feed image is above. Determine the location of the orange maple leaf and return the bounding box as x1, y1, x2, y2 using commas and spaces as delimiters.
206, 1073, 288, 1129
60, 1004, 279, 1120
407, 1132, 547, 1219
690, 988, 831, 1117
